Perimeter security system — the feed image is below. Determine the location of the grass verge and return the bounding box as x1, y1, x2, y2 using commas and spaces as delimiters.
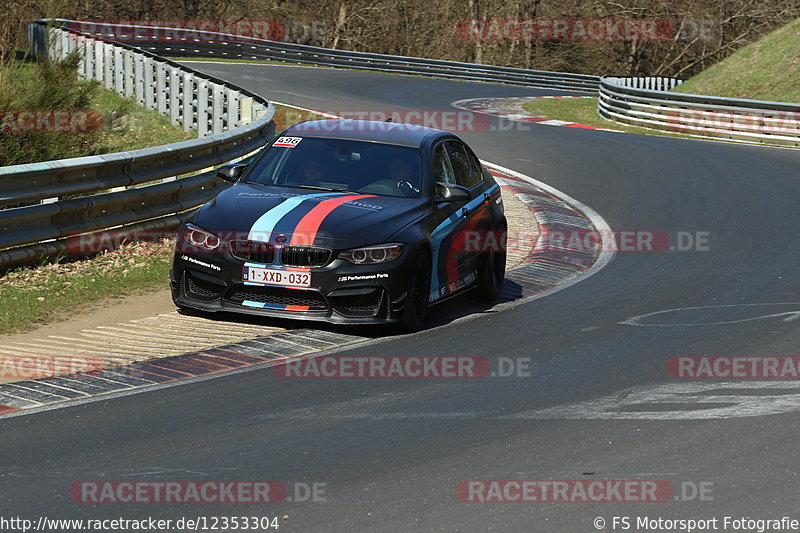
0, 242, 174, 336
273, 103, 326, 130
673, 18, 800, 103
89, 86, 196, 154
520, 97, 700, 138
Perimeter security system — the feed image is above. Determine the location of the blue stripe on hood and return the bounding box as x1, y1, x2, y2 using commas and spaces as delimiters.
247, 193, 342, 242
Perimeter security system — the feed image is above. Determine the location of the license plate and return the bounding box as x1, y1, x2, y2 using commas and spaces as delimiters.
243, 267, 311, 288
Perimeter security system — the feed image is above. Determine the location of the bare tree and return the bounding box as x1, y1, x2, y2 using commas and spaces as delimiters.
1, 0, 797, 77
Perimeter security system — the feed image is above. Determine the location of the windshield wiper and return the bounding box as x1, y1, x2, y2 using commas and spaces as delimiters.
240, 183, 362, 194
294, 185, 361, 194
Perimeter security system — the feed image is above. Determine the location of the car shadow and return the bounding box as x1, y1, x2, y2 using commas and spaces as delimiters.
177, 277, 525, 341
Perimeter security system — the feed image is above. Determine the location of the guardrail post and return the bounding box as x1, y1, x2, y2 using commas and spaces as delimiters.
123, 49, 134, 98
144, 57, 156, 110
228, 90, 241, 129
240, 97, 253, 126
253, 103, 268, 119
62, 29, 74, 59
49, 27, 61, 59
84, 39, 95, 80
103, 43, 113, 89
197, 80, 210, 137
113, 47, 124, 93
44, 27, 54, 59
74, 39, 85, 78
156, 63, 168, 115
94, 39, 104, 83
61, 29, 72, 60
169, 67, 181, 126
134, 54, 145, 106
212, 83, 225, 134
182, 72, 195, 132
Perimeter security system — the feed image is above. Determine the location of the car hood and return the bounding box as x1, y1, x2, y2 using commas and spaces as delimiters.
195, 183, 427, 249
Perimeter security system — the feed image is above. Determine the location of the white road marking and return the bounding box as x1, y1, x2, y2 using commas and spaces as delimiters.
502, 381, 800, 420
622, 303, 800, 327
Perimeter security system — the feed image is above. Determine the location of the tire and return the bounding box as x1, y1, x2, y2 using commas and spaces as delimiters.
471, 247, 506, 302
398, 250, 432, 332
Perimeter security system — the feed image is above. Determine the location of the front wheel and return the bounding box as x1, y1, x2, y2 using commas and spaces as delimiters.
398, 251, 431, 332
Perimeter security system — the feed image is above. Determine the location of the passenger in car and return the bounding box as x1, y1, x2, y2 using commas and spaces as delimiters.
302, 159, 325, 185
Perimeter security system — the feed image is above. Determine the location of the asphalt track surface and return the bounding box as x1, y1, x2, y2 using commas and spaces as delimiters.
3, 65, 800, 532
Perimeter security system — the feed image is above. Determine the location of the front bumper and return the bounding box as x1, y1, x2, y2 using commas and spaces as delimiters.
170, 249, 416, 325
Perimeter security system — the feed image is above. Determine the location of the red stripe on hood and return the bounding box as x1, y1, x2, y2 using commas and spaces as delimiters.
290, 195, 377, 246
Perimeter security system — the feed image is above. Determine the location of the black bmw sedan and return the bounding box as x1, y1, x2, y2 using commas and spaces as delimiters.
171, 119, 507, 330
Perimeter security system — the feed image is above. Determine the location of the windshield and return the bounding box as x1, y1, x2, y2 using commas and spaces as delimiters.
246, 137, 423, 198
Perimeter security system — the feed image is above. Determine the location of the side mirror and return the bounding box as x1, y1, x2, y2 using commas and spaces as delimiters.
216, 163, 249, 183
434, 182, 471, 203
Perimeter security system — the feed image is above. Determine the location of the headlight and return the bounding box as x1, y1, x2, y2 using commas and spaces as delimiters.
340, 244, 404, 264
184, 225, 221, 250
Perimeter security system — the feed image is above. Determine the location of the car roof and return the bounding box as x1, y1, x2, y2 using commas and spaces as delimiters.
283, 119, 450, 148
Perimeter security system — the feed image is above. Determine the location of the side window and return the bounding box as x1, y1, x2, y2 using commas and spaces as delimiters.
445, 141, 482, 189
432, 143, 456, 185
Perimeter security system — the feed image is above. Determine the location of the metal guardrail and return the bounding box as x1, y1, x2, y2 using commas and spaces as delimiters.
56, 20, 601, 93
0, 21, 276, 269
34, 21, 273, 136
599, 76, 800, 147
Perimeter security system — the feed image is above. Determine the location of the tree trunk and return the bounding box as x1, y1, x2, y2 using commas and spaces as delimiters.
331, 2, 347, 50
468, 0, 483, 63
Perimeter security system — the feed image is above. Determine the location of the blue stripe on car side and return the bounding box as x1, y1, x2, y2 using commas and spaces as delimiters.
428, 184, 498, 302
